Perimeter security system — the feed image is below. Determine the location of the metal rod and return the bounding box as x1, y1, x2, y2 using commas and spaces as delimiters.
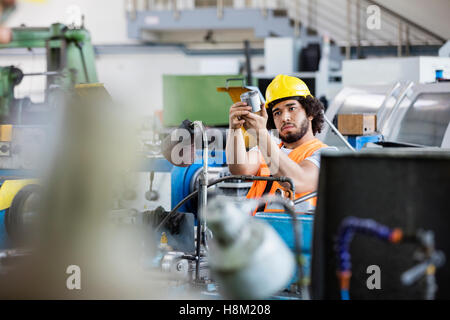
346, 0, 351, 59
195, 220, 202, 281
217, 0, 223, 19
294, 0, 300, 38
172, 0, 179, 20
398, 21, 403, 57
193, 121, 208, 234
193, 121, 208, 281
294, 191, 317, 205
323, 112, 356, 152
244, 40, 252, 86
23, 71, 62, 77
405, 24, 410, 56
356, 0, 361, 58
261, 0, 268, 18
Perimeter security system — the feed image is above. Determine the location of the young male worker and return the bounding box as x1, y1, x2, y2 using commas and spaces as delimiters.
225, 74, 335, 214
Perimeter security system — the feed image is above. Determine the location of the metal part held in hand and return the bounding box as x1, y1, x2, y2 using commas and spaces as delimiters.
323, 111, 356, 152
240, 90, 261, 113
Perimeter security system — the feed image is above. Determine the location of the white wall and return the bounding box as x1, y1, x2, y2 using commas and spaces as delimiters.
5, 0, 133, 44
374, 0, 450, 40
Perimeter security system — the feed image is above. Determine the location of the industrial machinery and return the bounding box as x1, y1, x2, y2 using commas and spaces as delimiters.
319, 81, 450, 149
0, 23, 98, 249
0, 22, 97, 123
1, 34, 448, 299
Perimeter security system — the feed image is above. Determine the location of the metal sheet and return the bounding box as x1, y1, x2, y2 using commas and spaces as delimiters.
392, 92, 450, 147
320, 82, 450, 149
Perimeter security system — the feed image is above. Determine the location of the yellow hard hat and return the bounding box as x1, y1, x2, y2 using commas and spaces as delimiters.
265, 74, 312, 108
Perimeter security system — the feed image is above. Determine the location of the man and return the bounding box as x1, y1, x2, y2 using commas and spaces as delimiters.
225, 74, 334, 214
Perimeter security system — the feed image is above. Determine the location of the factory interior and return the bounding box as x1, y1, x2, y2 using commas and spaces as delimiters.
0, 0, 450, 304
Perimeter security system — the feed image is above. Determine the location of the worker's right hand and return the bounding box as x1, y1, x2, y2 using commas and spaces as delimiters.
229, 102, 252, 129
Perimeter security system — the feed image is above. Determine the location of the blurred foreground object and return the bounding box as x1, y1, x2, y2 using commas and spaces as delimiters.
0, 26, 11, 43
0, 84, 169, 299
207, 197, 295, 299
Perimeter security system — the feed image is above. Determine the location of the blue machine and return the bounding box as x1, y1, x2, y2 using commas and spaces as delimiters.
0, 209, 9, 249
142, 149, 315, 291
171, 150, 226, 213
255, 212, 314, 281
347, 134, 383, 151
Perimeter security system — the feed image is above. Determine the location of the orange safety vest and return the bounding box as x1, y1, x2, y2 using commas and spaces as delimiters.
246, 138, 328, 215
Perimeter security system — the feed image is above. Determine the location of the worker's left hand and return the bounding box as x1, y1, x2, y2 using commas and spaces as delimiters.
243, 104, 268, 134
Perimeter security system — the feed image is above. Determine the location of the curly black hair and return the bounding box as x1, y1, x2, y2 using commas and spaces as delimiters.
266, 95, 325, 135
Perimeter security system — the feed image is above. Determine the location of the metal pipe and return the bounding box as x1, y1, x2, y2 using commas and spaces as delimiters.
294, 0, 300, 38
193, 121, 208, 281
244, 40, 252, 87
405, 25, 410, 56
172, 0, 179, 20
356, 0, 361, 58
261, 0, 268, 18
398, 21, 403, 57
346, 0, 351, 59
294, 191, 317, 205
217, 0, 224, 19
23, 71, 62, 77
193, 121, 208, 235
323, 111, 356, 152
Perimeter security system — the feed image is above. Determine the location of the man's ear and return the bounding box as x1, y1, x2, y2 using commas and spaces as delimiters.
308, 116, 314, 121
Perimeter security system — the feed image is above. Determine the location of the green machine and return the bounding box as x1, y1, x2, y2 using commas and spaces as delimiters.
0, 23, 99, 249
0, 23, 98, 124
163, 75, 244, 127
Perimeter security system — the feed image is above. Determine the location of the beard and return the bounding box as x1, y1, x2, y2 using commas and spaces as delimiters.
279, 118, 310, 144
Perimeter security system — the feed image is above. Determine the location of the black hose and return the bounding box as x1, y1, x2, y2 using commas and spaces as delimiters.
155, 175, 295, 231
155, 174, 296, 284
